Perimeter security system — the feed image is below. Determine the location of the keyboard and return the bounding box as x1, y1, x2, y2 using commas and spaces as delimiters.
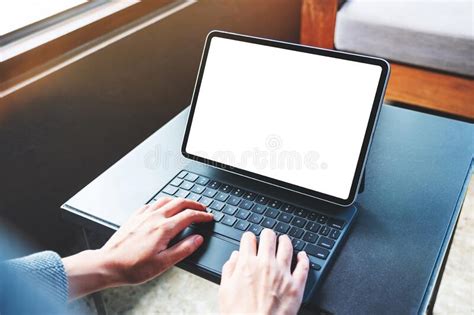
149, 170, 347, 271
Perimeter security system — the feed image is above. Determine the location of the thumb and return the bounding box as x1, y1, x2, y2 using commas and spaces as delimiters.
221, 250, 239, 283
157, 234, 204, 268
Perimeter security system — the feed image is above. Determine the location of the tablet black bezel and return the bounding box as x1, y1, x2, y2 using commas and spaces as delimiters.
181, 30, 390, 207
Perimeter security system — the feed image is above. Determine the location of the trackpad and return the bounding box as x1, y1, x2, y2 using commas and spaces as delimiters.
188, 233, 239, 275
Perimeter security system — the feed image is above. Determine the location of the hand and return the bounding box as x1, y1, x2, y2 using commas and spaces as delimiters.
63, 197, 213, 299
219, 229, 309, 315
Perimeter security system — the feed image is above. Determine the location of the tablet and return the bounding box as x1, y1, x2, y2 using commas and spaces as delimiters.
182, 31, 390, 206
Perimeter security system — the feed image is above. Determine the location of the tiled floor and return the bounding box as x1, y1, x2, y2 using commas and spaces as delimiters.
67, 295, 98, 315
102, 267, 219, 314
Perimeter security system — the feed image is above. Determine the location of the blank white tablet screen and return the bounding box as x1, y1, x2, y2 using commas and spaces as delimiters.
186, 37, 382, 200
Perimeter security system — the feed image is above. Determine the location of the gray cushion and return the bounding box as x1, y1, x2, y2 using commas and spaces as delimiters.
334, 0, 474, 77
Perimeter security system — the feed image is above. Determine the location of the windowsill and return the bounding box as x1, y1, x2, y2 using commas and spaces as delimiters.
1, 1, 139, 62
1, 0, 193, 96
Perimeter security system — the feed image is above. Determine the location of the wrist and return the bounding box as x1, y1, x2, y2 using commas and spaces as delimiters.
62, 249, 122, 299
94, 247, 127, 288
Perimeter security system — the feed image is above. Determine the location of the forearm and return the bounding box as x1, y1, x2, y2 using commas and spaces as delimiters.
62, 249, 121, 300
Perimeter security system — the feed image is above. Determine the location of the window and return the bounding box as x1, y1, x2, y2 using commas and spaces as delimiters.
1, 0, 88, 37
0, 0, 190, 96
1, 0, 129, 62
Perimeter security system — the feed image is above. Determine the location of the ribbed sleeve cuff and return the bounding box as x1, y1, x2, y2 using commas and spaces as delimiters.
7, 251, 69, 304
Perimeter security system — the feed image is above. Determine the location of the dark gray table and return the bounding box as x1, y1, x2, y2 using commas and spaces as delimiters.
62, 104, 473, 314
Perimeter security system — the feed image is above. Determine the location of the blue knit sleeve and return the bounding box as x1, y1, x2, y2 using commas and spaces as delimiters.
7, 251, 69, 303
1, 251, 69, 313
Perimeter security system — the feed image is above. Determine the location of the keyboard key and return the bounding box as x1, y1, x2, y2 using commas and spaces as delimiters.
235, 220, 250, 231
309, 257, 322, 270
162, 185, 178, 195
187, 193, 201, 202
248, 213, 263, 224
152, 192, 169, 201
319, 225, 330, 236
191, 184, 206, 194
215, 192, 229, 202
222, 215, 237, 227
328, 218, 345, 230
177, 171, 188, 178
180, 181, 194, 190
305, 244, 330, 260
249, 224, 263, 236
175, 189, 189, 198
185, 173, 199, 182
329, 229, 341, 240
195, 176, 210, 186
236, 209, 251, 220
219, 184, 233, 193
303, 231, 318, 244
251, 204, 266, 214
291, 217, 307, 228
242, 192, 257, 201
275, 222, 290, 234
264, 207, 280, 219
239, 200, 254, 210
307, 212, 318, 221
170, 178, 183, 186
306, 222, 321, 233
281, 204, 294, 213
292, 239, 306, 251
203, 188, 217, 198
294, 208, 308, 218
211, 222, 244, 241
212, 211, 224, 222
255, 195, 269, 205
268, 199, 282, 209
208, 180, 221, 190
277, 212, 293, 223
289, 226, 304, 239
261, 218, 276, 229
231, 188, 245, 197
222, 205, 238, 215
317, 236, 335, 249
317, 215, 328, 224
210, 200, 225, 211
227, 196, 241, 206
199, 196, 213, 207
191, 185, 206, 194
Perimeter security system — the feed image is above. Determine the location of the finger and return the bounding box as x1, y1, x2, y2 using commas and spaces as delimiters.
147, 196, 174, 212
158, 198, 206, 217
221, 250, 239, 281
257, 229, 277, 259
276, 234, 293, 269
239, 232, 257, 257
135, 204, 151, 215
156, 234, 204, 269
136, 196, 173, 215
292, 251, 310, 288
162, 209, 213, 239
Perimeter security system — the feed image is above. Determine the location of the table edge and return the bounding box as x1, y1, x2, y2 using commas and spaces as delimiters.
421, 159, 473, 314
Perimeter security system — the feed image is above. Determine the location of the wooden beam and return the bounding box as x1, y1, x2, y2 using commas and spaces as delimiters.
386, 63, 474, 120
300, 0, 338, 49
